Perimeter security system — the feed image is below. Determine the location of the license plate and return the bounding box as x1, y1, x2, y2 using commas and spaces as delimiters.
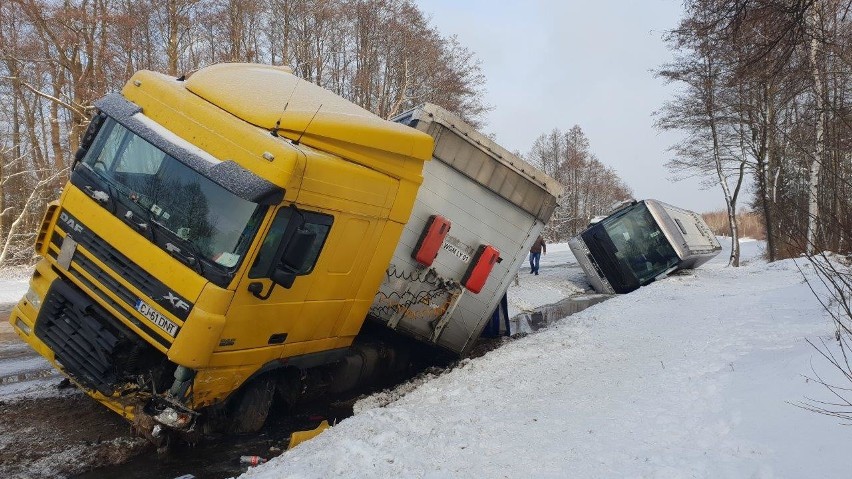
135, 299, 178, 337
442, 241, 471, 263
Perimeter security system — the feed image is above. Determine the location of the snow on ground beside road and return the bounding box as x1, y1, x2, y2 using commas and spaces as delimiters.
0, 264, 59, 402
505, 243, 589, 318
0, 266, 30, 304
244, 238, 852, 478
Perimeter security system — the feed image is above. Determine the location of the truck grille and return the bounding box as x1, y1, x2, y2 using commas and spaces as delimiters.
48, 232, 172, 348
53, 209, 193, 321
35, 280, 130, 396
34, 280, 171, 397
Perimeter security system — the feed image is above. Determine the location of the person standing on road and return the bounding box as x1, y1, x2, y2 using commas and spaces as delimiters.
529, 235, 546, 275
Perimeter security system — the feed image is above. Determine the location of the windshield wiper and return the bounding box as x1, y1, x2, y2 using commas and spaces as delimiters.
120, 201, 156, 243
83, 184, 114, 212
115, 191, 208, 277
151, 220, 206, 277
79, 164, 155, 244
76, 164, 117, 215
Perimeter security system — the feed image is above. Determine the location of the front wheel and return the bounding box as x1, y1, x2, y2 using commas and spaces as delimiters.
228, 378, 275, 433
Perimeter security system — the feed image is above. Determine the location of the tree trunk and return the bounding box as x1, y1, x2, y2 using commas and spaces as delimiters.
806, 4, 825, 255
703, 53, 739, 266
167, 0, 180, 76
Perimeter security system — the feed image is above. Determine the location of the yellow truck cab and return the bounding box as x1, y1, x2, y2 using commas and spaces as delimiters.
11, 63, 433, 434
11, 63, 561, 441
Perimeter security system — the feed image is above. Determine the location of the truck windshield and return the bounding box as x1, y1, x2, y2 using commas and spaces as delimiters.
76, 117, 263, 280
600, 203, 680, 285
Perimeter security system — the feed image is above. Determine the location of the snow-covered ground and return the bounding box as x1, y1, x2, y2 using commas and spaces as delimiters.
505, 242, 591, 319
0, 267, 59, 402
243, 239, 852, 478
0, 266, 29, 305
1, 240, 849, 478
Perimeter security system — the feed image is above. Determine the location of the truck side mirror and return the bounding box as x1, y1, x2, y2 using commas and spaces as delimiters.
269, 229, 317, 290
271, 268, 296, 289
278, 228, 317, 275
248, 209, 325, 300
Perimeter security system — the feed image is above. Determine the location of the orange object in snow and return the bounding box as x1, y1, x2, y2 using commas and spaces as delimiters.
288, 420, 330, 449
461, 245, 500, 293
411, 215, 451, 266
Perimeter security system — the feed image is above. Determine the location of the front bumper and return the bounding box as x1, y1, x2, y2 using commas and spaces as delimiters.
9, 262, 199, 436
10, 311, 140, 422
567, 237, 617, 294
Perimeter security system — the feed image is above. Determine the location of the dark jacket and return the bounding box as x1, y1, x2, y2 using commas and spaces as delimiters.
530, 236, 546, 254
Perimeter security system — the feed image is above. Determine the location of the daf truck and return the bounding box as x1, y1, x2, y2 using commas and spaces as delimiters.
10, 63, 561, 442
568, 199, 721, 294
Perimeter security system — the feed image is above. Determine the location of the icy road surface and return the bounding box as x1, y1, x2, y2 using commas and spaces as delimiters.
0, 267, 57, 401
243, 240, 852, 479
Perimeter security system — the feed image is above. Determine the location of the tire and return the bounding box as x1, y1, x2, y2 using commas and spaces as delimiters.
228, 378, 275, 433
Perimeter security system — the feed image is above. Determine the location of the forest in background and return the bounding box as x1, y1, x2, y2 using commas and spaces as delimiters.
658, 0, 852, 264
0, 0, 636, 266
526, 126, 633, 241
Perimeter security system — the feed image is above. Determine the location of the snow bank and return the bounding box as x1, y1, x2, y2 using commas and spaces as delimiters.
243, 239, 851, 478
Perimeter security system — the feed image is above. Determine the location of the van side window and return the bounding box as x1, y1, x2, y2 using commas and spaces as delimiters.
249, 208, 333, 278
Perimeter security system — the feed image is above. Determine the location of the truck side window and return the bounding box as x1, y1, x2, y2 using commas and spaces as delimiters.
249, 209, 291, 277
249, 208, 333, 278
290, 221, 331, 275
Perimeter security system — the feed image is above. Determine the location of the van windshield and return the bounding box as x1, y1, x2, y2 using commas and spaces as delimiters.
600, 204, 680, 285
75, 118, 264, 281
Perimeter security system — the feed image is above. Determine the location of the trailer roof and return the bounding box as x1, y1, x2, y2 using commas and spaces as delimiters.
184, 63, 434, 178
394, 104, 563, 222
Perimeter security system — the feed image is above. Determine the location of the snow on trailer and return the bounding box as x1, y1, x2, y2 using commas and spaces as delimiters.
368, 104, 563, 356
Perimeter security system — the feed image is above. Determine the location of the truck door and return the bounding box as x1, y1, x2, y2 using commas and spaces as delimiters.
223, 206, 336, 352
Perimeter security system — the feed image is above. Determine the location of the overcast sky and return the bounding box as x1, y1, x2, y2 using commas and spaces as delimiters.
414, 0, 729, 213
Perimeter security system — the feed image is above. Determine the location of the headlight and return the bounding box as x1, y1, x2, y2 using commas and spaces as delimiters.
15, 318, 32, 335
154, 407, 193, 429
24, 287, 42, 309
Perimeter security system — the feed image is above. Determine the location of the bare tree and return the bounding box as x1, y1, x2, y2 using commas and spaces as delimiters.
527, 126, 632, 241
665, 0, 852, 426
657, 8, 749, 266
660, 0, 852, 262
794, 248, 852, 422
0, 148, 66, 266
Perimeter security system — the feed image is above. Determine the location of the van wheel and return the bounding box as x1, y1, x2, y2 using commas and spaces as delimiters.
229, 378, 275, 433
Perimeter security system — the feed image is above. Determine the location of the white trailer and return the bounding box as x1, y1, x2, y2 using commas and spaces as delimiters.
368, 104, 563, 356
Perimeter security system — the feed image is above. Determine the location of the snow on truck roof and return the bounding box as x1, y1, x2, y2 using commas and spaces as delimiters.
184, 63, 434, 167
